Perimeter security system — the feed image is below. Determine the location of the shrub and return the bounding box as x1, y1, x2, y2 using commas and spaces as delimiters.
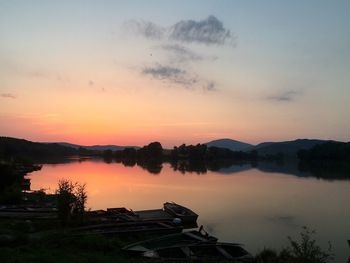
256, 226, 334, 263
286, 226, 334, 263
56, 180, 87, 225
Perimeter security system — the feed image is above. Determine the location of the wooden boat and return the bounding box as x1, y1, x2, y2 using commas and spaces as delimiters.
106, 207, 139, 221
163, 202, 198, 224
87, 202, 198, 226
0, 206, 58, 219
72, 221, 182, 237
123, 228, 217, 254
141, 242, 255, 262
87, 208, 172, 224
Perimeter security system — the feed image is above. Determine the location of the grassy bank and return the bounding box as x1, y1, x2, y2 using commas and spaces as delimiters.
0, 218, 145, 263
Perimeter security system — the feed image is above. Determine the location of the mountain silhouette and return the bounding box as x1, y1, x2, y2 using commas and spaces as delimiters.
205, 138, 253, 151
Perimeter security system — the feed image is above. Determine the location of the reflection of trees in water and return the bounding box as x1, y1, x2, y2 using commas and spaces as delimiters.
137, 160, 163, 175
298, 161, 350, 181
170, 159, 254, 175
112, 158, 350, 181
122, 159, 136, 167
170, 160, 207, 174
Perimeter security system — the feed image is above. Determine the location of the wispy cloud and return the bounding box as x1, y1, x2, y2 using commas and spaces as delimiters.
126, 16, 235, 46
142, 64, 198, 88
1, 93, 17, 99
125, 16, 230, 91
141, 63, 217, 92
267, 90, 301, 102
160, 44, 203, 62
124, 20, 165, 40
203, 81, 217, 92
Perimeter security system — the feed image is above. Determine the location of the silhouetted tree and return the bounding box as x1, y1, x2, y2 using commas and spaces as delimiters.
56, 180, 87, 225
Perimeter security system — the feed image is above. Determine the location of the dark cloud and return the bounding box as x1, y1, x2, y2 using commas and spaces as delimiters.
267, 90, 300, 102
1, 93, 17, 99
126, 16, 235, 46
141, 64, 216, 91
170, 16, 234, 45
143, 64, 185, 79
142, 64, 197, 88
125, 16, 229, 91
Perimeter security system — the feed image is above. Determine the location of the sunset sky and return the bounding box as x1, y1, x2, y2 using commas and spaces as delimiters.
1, 1, 349, 147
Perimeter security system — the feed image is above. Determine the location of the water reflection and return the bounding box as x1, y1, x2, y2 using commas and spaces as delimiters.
27, 159, 350, 261
111, 158, 350, 181
36, 156, 350, 181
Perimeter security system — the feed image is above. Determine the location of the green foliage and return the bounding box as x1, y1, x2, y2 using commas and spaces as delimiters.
286, 227, 334, 263
256, 248, 281, 263
298, 141, 350, 179
74, 183, 87, 215
0, 137, 78, 160
56, 180, 87, 225
0, 234, 143, 263
298, 141, 350, 161
138, 141, 163, 160
0, 162, 23, 204
256, 227, 334, 263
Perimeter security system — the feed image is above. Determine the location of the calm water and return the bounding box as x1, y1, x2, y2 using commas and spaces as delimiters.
28, 159, 350, 261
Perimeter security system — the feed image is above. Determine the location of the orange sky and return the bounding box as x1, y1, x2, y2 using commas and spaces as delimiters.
1, 2, 349, 147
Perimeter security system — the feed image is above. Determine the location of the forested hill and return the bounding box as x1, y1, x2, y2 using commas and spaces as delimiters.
205, 138, 333, 158
0, 137, 78, 159
298, 141, 350, 161
253, 139, 330, 157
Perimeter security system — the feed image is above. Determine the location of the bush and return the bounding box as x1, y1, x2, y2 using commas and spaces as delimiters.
56, 180, 87, 225
286, 226, 334, 263
256, 226, 334, 263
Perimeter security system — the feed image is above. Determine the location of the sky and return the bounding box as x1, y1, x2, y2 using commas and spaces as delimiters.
1, 0, 350, 147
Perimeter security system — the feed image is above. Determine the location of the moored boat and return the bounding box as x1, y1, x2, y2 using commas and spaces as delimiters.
72, 221, 182, 237
86, 202, 198, 226
123, 228, 217, 254
142, 242, 255, 262
163, 202, 198, 224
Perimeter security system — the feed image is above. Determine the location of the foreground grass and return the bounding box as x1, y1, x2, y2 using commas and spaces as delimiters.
0, 219, 146, 263
0, 234, 146, 263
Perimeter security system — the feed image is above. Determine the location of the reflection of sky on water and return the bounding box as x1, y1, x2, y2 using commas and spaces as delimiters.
28, 160, 350, 262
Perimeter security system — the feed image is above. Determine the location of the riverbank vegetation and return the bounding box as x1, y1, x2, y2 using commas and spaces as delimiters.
298, 141, 350, 180
256, 227, 334, 263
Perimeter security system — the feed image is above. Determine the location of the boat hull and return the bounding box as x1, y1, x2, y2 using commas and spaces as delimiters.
163, 202, 198, 224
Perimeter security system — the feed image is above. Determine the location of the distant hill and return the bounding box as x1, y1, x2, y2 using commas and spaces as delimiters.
205, 138, 336, 158
252, 139, 332, 157
1, 136, 339, 161
205, 139, 253, 151
58, 142, 140, 151
0, 137, 78, 159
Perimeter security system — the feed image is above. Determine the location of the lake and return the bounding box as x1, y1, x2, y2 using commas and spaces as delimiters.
27, 158, 350, 261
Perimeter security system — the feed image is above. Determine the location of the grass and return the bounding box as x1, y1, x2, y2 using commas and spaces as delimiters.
0, 218, 148, 263
0, 232, 146, 263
